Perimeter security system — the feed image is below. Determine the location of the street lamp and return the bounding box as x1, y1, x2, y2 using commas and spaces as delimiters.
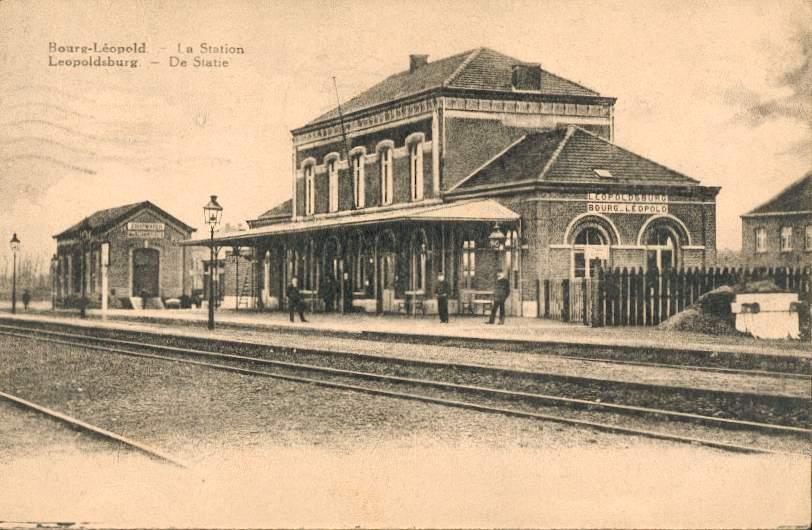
9, 233, 20, 314
204, 195, 223, 330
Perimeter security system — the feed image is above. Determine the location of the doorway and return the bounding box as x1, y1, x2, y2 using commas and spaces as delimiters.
132, 248, 159, 298
376, 230, 397, 313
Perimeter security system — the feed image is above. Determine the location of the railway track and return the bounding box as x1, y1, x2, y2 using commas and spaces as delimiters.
83, 313, 811, 375
1, 321, 809, 455
0, 389, 187, 468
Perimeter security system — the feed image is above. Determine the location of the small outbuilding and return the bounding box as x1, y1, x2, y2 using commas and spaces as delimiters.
741, 172, 812, 267
53, 201, 196, 307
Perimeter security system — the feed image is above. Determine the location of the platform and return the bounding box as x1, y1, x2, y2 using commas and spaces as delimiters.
2, 304, 809, 358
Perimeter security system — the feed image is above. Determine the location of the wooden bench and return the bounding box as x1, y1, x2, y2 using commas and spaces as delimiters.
397, 291, 426, 315
462, 290, 494, 315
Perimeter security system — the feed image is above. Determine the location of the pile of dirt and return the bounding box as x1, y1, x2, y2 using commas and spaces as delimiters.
657, 279, 793, 336
658, 285, 738, 335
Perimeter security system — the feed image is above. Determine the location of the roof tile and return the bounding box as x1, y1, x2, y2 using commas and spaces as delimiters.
305, 47, 600, 126
457, 126, 700, 191
745, 172, 812, 215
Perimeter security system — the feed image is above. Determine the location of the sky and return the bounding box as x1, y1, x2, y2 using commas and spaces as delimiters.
0, 0, 810, 265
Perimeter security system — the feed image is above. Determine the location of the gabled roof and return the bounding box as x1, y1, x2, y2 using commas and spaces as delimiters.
305, 47, 601, 127
743, 172, 812, 216
452, 126, 700, 192
54, 201, 195, 239
256, 199, 293, 220
246, 199, 293, 228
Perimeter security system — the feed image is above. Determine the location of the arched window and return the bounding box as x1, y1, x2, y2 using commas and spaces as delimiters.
409, 141, 424, 201
352, 152, 365, 209
304, 164, 315, 215
327, 157, 339, 212
644, 224, 680, 271
380, 147, 393, 205
572, 227, 609, 278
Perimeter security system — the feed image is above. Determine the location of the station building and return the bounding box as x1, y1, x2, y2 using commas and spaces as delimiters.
189, 47, 719, 317
54, 201, 196, 306
741, 172, 812, 267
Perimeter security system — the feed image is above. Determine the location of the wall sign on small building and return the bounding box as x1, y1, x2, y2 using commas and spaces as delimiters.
586, 192, 669, 214
126, 221, 166, 239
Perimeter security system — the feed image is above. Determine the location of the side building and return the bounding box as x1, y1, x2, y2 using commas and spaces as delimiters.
54, 201, 196, 307
186, 47, 719, 317
741, 172, 812, 268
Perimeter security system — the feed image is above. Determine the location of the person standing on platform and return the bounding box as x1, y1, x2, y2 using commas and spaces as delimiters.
21, 289, 31, 311
435, 273, 450, 323
319, 273, 336, 313
487, 271, 510, 325
342, 271, 354, 313
286, 277, 308, 323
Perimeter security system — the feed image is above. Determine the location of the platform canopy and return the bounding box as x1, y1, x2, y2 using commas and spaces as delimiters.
183, 198, 519, 247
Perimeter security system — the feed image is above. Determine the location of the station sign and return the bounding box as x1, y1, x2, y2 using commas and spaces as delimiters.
126, 221, 166, 239
586, 192, 668, 214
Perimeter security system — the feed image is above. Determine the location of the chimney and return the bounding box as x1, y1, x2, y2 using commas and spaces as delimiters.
511, 63, 542, 91
409, 54, 429, 73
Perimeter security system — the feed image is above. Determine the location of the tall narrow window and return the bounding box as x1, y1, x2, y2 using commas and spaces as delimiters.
755, 227, 767, 253
353, 154, 365, 209
409, 141, 424, 201
328, 159, 338, 212
304, 164, 315, 215
806, 225, 812, 251
780, 226, 793, 252
462, 240, 476, 288
380, 148, 393, 205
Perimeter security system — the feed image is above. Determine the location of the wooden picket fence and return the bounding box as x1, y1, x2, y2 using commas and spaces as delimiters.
539, 266, 812, 328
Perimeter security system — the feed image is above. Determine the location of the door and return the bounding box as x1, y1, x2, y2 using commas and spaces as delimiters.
132, 248, 159, 298
377, 253, 395, 313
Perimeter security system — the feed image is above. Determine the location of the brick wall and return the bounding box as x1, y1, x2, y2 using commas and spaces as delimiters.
57, 208, 194, 302
293, 118, 435, 218
742, 215, 812, 267
523, 190, 718, 279
442, 117, 527, 191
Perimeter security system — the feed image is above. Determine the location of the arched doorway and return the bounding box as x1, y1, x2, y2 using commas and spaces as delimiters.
322, 236, 342, 280
375, 230, 397, 313
409, 228, 429, 293
132, 248, 159, 298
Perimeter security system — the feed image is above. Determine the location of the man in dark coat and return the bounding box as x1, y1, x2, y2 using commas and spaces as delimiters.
319, 274, 336, 313
286, 277, 307, 322
342, 271, 353, 313
487, 271, 510, 325
435, 273, 450, 323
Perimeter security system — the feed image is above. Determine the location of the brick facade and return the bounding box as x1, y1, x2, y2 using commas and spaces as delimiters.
741, 214, 812, 268
54, 204, 195, 305
205, 48, 719, 319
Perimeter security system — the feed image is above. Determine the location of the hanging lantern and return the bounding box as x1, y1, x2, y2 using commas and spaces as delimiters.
488, 223, 506, 250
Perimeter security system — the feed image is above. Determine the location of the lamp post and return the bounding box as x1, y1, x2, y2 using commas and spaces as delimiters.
79, 227, 91, 319
204, 195, 223, 330
51, 254, 58, 311
10, 233, 20, 314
